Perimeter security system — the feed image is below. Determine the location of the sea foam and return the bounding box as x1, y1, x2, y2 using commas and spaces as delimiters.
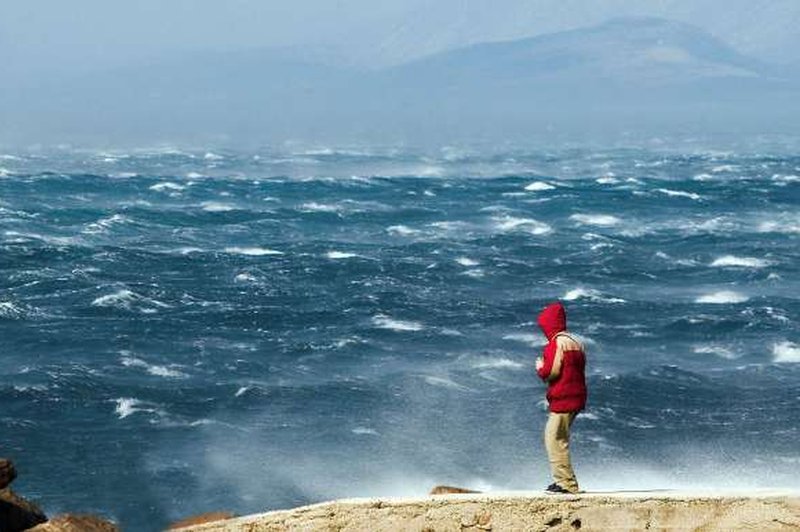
773, 341, 800, 363
225, 247, 284, 256
563, 288, 626, 303
121, 354, 187, 378
695, 291, 749, 304
326, 251, 358, 259
372, 314, 424, 332
570, 214, 621, 226
524, 181, 555, 191
710, 256, 770, 268
657, 188, 702, 200
492, 216, 551, 235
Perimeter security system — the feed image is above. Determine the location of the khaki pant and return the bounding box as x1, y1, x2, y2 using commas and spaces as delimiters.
544, 411, 579, 493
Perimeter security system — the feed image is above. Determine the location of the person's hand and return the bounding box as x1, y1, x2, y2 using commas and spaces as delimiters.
535, 357, 544, 371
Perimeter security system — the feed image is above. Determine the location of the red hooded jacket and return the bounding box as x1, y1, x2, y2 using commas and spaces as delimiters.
536, 302, 587, 413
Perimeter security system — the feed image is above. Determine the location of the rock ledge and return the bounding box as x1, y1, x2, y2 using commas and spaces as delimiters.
174, 490, 800, 531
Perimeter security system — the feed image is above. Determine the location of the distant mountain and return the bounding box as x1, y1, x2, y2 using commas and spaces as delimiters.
1, 17, 798, 145
382, 17, 787, 91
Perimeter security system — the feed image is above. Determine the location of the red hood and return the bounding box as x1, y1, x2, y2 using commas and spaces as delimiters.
538, 301, 566, 340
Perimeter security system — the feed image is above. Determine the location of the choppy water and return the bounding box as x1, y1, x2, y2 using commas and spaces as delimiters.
1, 146, 799, 530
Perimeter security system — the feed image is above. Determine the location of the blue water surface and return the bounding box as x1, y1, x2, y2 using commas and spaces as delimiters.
1, 145, 799, 530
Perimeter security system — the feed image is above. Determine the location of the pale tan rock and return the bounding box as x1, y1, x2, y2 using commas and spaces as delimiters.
26, 514, 119, 532
168, 511, 236, 529
429, 485, 481, 495
170, 491, 800, 532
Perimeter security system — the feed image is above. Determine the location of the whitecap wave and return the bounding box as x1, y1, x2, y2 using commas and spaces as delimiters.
502, 332, 541, 346
455, 257, 479, 267
201, 201, 236, 212
657, 188, 702, 200
114, 398, 142, 419
372, 314, 424, 332
234, 272, 258, 283
92, 289, 170, 312
693, 345, 738, 360
773, 341, 800, 363
471, 358, 525, 370
570, 214, 621, 226
0, 301, 33, 319
695, 290, 748, 304
596, 176, 619, 184
386, 225, 420, 236
225, 247, 284, 256
121, 354, 187, 378
113, 397, 163, 419
710, 256, 770, 268
149, 182, 186, 192
492, 216, 551, 235
326, 251, 358, 259
423, 375, 469, 390
83, 214, 131, 234
351, 427, 379, 436
524, 181, 555, 191
757, 220, 800, 234
563, 288, 626, 303
300, 202, 340, 213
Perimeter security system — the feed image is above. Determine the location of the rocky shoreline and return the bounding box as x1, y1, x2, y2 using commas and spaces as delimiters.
0, 458, 118, 532
172, 489, 800, 532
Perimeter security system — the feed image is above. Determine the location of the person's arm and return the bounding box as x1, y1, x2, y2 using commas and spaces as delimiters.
536, 342, 556, 380
546, 340, 565, 382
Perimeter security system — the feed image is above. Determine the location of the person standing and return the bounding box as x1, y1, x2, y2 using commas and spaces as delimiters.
535, 301, 587, 494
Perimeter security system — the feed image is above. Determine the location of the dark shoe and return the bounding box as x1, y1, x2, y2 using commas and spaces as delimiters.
545, 483, 571, 494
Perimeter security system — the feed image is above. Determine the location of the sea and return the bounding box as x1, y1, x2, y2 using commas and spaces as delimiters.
1, 143, 799, 530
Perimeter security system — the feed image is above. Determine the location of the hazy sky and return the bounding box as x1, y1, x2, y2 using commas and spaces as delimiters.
3, 0, 799, 81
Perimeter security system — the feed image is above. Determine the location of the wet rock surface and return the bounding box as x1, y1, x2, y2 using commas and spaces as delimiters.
0, 487, 48, 531
0, 458, 118, 532
0, 459, 17, 489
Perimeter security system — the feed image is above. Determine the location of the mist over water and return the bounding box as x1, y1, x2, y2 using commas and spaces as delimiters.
1, 145, 799, 530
